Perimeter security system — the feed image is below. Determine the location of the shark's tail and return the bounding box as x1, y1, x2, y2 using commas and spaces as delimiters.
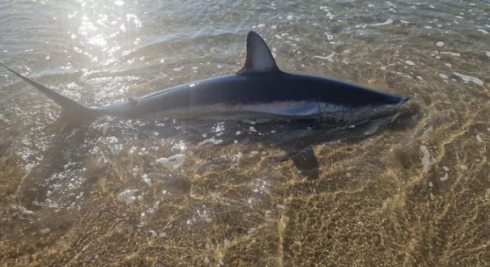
1, 63, 101, 124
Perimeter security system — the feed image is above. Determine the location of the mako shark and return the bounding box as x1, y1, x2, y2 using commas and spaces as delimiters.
1, 31, 409, 124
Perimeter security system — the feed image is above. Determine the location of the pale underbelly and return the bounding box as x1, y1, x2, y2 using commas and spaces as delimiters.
131, 101, 398, 123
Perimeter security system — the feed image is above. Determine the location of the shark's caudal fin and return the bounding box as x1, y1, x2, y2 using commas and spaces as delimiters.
0, 63, 100, 123
237, 31, 281, 75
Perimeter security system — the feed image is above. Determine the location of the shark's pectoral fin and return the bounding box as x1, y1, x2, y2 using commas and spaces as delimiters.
237, 31, 281, 75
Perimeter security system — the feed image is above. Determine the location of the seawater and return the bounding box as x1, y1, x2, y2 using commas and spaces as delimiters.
0, 1, 489, 266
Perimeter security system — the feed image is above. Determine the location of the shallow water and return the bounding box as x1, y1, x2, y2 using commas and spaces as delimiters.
0, 0, 489, 266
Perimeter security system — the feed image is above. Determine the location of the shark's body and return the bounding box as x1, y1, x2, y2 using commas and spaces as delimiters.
1, 31, 409, 124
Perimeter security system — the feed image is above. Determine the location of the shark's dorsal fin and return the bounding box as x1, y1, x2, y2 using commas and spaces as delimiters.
237, 31, 280, 75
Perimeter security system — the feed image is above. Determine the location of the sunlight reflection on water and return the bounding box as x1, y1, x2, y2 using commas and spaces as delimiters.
66, 0, 143, 66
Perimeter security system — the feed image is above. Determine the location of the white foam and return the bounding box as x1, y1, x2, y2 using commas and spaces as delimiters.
233, 152, 243, 161
420, 145, 430, 173
477, 29, 489, 34
371, 19, 394, 26
156, 154, 186, 169
10, 205, 35, 215
313, 52, 336, 62
149, 230, 157, 237
440, 52, 460, 57
436, 41, 444, 47
142, 174, 151, 186
453, 72, 484, 85
439, 73, 448, 79
405, 60, 416, 66
198, 137, 223, 146
117, 189, 139, 205
486, 51, 490, 57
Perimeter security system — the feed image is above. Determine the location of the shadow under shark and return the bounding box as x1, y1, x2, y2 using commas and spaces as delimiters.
1, 31, 409, 125
12, 109, 417, 210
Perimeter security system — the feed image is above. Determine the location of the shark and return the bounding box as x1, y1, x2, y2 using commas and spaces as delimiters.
1, 31, 409, 124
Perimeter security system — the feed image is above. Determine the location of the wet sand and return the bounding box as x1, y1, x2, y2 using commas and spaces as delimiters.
1, 0, 489, 266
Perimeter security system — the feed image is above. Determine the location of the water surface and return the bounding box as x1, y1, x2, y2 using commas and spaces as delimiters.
1, 0, 489, 266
